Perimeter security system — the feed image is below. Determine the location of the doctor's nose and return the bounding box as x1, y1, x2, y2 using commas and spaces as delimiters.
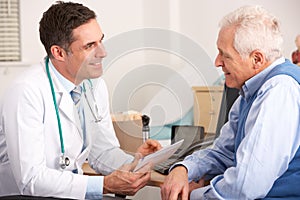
95, 43, 107, 58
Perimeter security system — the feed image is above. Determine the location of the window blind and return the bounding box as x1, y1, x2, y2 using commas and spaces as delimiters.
0, 0, 20, 62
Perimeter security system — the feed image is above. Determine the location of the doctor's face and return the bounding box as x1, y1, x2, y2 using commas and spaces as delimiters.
65, 19, 107, 85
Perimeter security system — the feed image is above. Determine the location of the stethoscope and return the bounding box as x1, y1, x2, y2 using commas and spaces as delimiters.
45, 57, 103, 169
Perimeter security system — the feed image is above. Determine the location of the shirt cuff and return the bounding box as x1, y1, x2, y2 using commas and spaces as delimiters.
190, 185, 213, 200
85, 176, 104, 199
169, 163, 188, 173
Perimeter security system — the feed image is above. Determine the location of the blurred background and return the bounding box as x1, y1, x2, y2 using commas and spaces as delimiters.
1, 0, 299, 139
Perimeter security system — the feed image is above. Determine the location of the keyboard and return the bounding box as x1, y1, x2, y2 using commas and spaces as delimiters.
153, 157, 184, 175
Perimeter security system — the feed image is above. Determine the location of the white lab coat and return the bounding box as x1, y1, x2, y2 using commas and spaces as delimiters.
0, 60, 133, 199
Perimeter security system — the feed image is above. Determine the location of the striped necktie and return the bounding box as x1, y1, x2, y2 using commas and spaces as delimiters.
70, 85, 86, 150
70, 86, 82, 106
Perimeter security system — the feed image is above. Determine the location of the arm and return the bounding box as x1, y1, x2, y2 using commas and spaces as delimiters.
88, 79, 162, 174
160, 98, 239, 200
177, 97, 239, 182
88, 78, 134, 174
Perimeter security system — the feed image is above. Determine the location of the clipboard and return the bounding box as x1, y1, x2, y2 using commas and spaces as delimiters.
133, 139, 184, 172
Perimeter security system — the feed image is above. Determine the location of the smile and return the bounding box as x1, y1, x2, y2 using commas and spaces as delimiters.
89, 62, 102, 66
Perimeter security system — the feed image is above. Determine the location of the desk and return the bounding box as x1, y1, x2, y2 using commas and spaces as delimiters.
82, 163, 165, 187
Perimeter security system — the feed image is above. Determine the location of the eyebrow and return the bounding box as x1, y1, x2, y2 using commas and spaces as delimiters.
100, 34, 105, 41
84, 34, 105, 48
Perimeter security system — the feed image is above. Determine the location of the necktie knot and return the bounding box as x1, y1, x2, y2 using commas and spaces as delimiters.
70, 86, 82, 105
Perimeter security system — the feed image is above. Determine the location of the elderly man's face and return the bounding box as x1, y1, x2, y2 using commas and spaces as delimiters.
214, 26, 256, 89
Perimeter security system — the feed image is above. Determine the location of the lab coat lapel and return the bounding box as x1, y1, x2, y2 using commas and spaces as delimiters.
49, 69, 83, 136
59, 92, 83, 134
81, 96, 90, 147
81, 86, 97, 148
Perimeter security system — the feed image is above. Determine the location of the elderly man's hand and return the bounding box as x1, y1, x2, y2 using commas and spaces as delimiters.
161, 166, 189, 200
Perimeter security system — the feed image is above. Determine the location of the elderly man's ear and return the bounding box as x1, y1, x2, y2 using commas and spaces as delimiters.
251, 50, 265, 69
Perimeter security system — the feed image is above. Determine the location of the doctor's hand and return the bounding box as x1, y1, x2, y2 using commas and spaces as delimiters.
136, 139, 162, 157
161, 165, 189, 200
103, 154, 152, 196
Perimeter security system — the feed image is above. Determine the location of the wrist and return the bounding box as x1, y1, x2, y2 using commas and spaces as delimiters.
172, 164, 188, 174
103, 176, 111, 194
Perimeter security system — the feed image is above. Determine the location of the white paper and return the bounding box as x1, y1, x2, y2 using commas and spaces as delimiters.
133, 139, 184, 172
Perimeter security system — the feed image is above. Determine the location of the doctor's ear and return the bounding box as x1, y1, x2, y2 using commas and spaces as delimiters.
250, 50, 265, 69
50, 45, 68, 61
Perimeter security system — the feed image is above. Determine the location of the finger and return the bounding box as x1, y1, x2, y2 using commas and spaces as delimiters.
145, 139, 162, 150
129, 153, 142, 171
118, 162, 132, 172
180, 184, 189, 200
168, 188, 183, 200
135, 162, 152, 174
161, 184, 171, 200
118, 170, 150, 196
119, 153, 142, 172
132, 170, 151, 189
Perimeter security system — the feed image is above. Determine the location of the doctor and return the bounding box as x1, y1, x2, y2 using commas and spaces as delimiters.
0, 1, 161, 199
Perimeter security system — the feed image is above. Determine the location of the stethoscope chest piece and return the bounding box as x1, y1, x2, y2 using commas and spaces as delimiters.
59, 154, 70, 169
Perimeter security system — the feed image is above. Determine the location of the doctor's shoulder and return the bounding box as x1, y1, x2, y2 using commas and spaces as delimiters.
2, 63, 49, 102
8, 62, 47, 85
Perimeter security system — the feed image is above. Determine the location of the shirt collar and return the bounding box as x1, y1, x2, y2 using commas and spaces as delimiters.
241, 57, 285, 100
48, 59, 75, 93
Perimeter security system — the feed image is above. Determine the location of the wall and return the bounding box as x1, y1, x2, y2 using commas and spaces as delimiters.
1, 0, 300, 133
17, 0, 300, 64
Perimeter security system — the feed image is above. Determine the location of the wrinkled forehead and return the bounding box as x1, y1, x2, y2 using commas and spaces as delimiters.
217, 26, 235, 45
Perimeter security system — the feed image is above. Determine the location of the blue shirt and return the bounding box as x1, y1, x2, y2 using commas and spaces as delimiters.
177, 57, 300, 199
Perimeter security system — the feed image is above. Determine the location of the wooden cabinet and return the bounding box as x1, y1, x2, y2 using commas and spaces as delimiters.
192, 86, 223, 135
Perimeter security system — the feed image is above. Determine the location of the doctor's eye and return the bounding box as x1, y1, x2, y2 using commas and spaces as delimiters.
84, 42, 96, 50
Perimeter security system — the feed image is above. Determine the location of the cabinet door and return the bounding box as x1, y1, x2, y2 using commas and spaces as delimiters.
193, 86, 223, 135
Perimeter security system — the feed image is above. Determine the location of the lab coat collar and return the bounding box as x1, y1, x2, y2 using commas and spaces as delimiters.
42, 59, 83, 137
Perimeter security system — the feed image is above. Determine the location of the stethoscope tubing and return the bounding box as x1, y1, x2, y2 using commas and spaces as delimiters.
45, 57, 65, 154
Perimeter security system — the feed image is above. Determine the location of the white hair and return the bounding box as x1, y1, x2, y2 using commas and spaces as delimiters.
219, 5, 283, 61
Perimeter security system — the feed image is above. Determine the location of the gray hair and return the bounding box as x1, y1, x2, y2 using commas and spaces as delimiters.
219, 5, 283, 61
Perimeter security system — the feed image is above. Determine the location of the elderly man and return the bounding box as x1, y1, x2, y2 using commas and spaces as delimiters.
161, 5, 300, 200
